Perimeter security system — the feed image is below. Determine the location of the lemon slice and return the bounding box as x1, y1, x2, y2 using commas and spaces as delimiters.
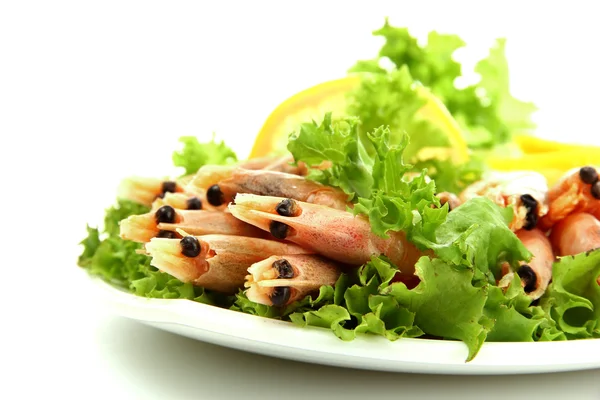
488, 148, 600, 186
514, 135, 600, 154
414, 86, 470, 164
488, 135, 600, 185
249, 76, 360, 159
249, 76, 470, 163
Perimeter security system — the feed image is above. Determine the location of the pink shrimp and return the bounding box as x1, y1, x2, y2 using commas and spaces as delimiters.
549, 212, 600, 286
120, 207, 266, 243
245, 255, 342, 307
460, 171, 549, 231
144, 234, 312, 294
436, 192, 462, 211
499, 228, 555, 300
117, 177, 188, 207
240, 154, 308, 175
550, 213, 600, 257
188, 168, 350, 210
539, 166, 600, 230
228, 193, 428, 277
150, 192, 219, 212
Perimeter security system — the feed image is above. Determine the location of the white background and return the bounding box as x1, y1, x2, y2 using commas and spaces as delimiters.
2, 1, 600, 399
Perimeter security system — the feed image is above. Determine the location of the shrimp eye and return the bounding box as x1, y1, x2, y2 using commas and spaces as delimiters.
156, 230, 180, 239
579, 167, 599, 185
186, 197, 203, 210
517, 265, 537, 293
275, 199, 299, 217
591, 181, 600, 200
273, 259, 294, 279
161, 181, 178, 194
270, 287, 291, 307
180, 236, 201, 257
520, 194, 538, 208
520, 194, 539, 230
269, 221, 290, 239
155, 205, 176, 224
523, 214, 538, 231
207, 185, 225, 206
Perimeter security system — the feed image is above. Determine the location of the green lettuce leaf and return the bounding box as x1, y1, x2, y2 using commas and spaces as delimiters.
172, 135, 237, 176
230, 292, 282, 319
412, 156, 485, 194
484, 274, 546, 342
473, 39, 537, 139
385, 257, 489, 361
346, 66, 454, 162
229, 285, 335, 318
103, 199, 149, 237
540, 250, 600, 339
290, 257, 423, 342
283, 285, 335, 315
78, 135, 240, 306
287, 113, 373, 198
351, 18, 536, 150
288, 113, 443, 239
411, 197, 531, 280
78, 225, 101, 268
78, 199, 223, 305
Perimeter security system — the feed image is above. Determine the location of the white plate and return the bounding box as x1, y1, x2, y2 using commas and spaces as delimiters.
89, 274, 600, 375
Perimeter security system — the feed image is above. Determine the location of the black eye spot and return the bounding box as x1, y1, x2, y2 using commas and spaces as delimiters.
579, 166, 599, 185
156, 230, 180, 239
517, 265, 537, 293
523, 214, 538, 230
206, 185, 225, 206
275, 199, 299, 217
186, 197, 203, 210
592, 181, 600, 200
520, 194, 539, 230
155, 205, 176, 224
273, 259, 294, 279
270, 287, 291, 307
161, 181, 178, 194
520, 194, 538, 208
269, 221, 290, 239
180, 236, 201, 258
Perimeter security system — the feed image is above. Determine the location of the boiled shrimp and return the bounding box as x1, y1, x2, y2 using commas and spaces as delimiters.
245, 255, 342, 307
120, 206, 265, 243
144, 234, 312, 293
117, 176, 189, 207
539, 166, 600, 230
436, 192, 462, 211
550, 212, 600, 257
188, 168, 350, 210
499, 228, 554, 300
228, 194, 427, 276
151, 192, 219, 212
460, 171, 549, 231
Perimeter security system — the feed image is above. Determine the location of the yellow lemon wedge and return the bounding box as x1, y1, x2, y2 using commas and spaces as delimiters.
249, 76, 361, 159
249, 75, 470, 164
414, 86, 470, 164
514, 135, 600, 154
489, 136, 600, 185
249, 75, 598, 187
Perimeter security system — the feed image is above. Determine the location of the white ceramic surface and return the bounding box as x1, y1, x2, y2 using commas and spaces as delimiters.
90, 275, 600, 375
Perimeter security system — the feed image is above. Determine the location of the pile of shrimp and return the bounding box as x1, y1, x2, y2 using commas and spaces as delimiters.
117, 154, 600, 307
459, 167, 600, 299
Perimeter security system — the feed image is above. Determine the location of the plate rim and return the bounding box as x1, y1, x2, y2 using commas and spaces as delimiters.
85, 273, 600, 375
